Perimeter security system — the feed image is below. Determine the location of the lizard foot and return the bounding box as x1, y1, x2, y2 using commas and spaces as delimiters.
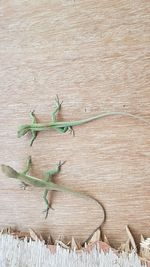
43, 205, 54, 219
20, 182, 29, 190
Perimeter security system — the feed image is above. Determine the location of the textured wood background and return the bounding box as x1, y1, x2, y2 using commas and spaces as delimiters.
0, 0, 149, 247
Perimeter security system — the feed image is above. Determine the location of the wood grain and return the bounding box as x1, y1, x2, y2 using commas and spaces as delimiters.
0, 0, 149, 247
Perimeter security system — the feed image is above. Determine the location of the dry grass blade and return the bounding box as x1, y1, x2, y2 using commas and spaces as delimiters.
140, 238, 150, 261
88, 229, 101, 244
126, 225, 137, 252
71, 237, 78, 250
141, 235, 145, 242
55, 240, 69, 249
11, 231, 30, 239
29, 228, 41, 241
103, 235, 110, 245
1, 226, 150, 265
0, 228, 4, 235
119, 239, 130, 253
39, 234, 44, 241
84, 242, 87, 249
6, 227, 11, 234
47, 235, 53, 245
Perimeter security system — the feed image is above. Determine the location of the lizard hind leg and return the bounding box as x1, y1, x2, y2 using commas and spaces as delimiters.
43, 189, 54, 219
57, 126, 69, 133
42, 161, 65, 218
51, 95, 63, 122
44, 160, 65, 181
51, 96, 72, 134
56, 125, 74, 135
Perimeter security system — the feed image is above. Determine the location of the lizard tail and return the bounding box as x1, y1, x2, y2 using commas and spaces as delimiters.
47, 182, 106, 243
82, 195, 106, 245
1, 165, 19, 179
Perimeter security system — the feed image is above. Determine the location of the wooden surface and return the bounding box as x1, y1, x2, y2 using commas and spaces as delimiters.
0, 0, 149, 247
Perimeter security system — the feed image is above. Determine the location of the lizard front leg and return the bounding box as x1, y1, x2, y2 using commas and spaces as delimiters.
22, 156, 32, 175
43, 189, 54, 219
20, 156, 32, 190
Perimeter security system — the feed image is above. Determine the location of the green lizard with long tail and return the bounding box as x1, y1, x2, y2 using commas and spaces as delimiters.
18, 95, 147, 146
1, 157, 106, 236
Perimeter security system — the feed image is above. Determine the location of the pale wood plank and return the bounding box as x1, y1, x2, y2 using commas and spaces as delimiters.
0, 0, 149, 247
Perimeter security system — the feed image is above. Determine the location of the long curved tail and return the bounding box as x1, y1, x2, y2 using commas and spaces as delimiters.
46, 182, 106, 242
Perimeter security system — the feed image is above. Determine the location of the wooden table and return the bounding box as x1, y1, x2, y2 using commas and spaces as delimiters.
0, 0, 149, 247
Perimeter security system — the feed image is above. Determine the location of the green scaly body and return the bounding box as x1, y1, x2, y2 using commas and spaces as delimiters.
17, 96, 148, 146
1, 161, 106, 242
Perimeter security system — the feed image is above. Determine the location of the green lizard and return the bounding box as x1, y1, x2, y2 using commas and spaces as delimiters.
18, 95, 147, 146
1, 157, 106, 233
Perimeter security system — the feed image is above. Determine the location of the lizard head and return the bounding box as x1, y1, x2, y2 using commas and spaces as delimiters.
17, 124, 31, 138
1, 164, 19, 178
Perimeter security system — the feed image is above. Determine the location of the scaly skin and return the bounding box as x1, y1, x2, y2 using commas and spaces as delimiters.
1, 157, 106, 241
17, 96, 147, 146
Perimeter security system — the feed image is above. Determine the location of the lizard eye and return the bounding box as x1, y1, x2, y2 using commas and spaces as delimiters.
17, 125, 30, 137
